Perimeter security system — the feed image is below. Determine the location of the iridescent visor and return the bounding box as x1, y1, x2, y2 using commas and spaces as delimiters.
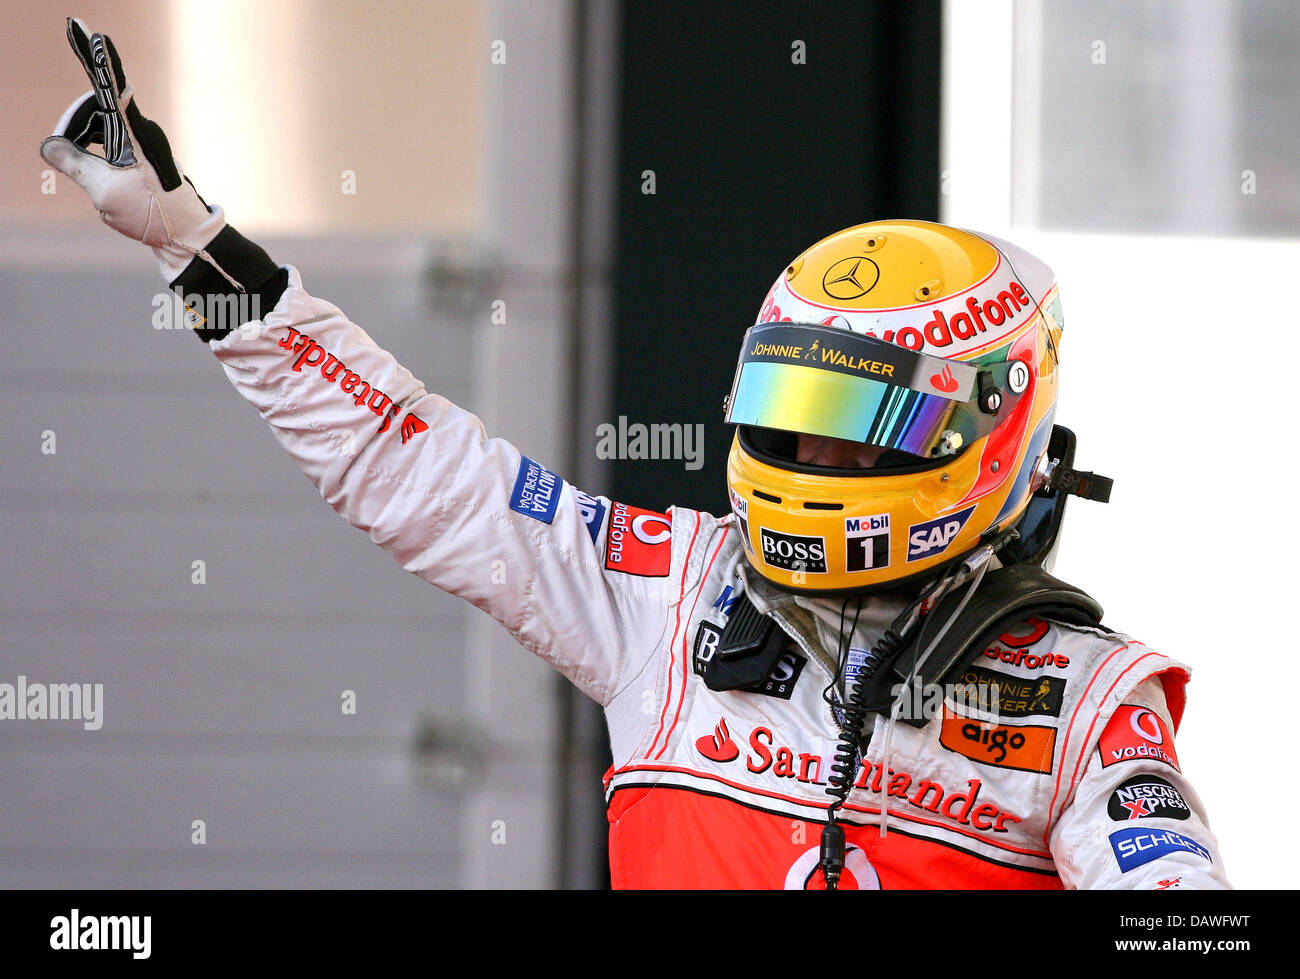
725, 323, 989, 456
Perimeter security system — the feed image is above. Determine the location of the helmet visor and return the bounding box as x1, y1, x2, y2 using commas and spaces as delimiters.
724, 323, 1012, 457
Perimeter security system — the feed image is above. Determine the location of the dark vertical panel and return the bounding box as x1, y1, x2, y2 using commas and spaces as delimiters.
612, 0, 942, 515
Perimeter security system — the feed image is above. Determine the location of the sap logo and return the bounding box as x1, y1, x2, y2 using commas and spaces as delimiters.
907, 506, 976, 562
573, 489, 607, 546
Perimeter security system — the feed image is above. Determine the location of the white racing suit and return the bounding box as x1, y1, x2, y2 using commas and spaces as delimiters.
208, 267, 1229, 889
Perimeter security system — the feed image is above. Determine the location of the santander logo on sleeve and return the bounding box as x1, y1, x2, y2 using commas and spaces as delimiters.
1098, 705, 1181, 772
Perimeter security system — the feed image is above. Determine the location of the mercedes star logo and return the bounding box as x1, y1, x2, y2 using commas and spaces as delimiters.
821, 257, 880, 300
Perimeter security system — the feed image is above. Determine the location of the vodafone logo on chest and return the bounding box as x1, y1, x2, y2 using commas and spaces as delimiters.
604, 502, 673, 577
1098, 705, 1181, 772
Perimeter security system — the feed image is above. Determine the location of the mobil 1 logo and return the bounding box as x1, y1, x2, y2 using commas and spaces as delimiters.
845, 514, 890, 571
759, 529, 827, 574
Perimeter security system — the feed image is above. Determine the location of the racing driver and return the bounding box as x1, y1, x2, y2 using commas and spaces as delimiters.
40, 19, 1230, 889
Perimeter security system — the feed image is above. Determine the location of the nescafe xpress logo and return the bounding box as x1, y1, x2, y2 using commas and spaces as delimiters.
1108, 775, 1191, 822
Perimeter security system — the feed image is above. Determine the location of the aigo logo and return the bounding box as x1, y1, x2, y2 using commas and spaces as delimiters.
938, 707, 1056, 774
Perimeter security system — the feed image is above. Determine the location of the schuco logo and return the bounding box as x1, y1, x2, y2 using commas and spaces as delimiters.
279, 327, 427, 442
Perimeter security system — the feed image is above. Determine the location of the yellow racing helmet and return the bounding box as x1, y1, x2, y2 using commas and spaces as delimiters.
724, 219, 1065, 594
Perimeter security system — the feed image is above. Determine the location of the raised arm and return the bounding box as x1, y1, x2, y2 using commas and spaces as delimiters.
39, 18, 676, 704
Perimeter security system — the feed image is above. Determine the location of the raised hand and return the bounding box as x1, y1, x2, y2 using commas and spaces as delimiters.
40, 17, 226, 284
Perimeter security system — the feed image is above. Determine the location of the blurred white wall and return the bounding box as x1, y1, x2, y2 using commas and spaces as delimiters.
943, 0, 1299, 889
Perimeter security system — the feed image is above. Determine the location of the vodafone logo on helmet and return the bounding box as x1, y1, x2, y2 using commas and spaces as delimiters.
768, 261, 1042, 358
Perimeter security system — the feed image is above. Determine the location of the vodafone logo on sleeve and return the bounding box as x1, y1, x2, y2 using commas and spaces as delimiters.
1098, 705, 1181, 772
604, 502, 673, 577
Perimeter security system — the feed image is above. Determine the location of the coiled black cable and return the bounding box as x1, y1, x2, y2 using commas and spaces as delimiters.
819, 624, 903, 889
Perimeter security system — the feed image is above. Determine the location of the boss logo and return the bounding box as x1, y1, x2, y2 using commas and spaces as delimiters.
692, 622, 723, 676
746, 650, 806, 700
759, 529, 827, 573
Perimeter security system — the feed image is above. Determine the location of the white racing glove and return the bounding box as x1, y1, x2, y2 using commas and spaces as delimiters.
40, 17, 284, 340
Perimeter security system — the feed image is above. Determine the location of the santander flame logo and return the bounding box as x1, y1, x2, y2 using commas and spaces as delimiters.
400, 413, 429, 445
695, 718, 740, 762
930, 364, 959, 394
